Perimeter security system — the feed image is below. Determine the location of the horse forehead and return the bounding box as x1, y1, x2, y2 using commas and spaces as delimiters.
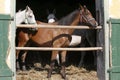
83, 9, 91, 15
26, 10, 33, 15
47, 14, 55, 19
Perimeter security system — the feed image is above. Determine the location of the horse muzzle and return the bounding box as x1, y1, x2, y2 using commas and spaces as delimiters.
29, 23, 38, 32
29, 27, 38, 35
90, 21, 98, 28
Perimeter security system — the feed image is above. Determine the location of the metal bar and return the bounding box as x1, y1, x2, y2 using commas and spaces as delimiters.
16, 47, 103, 51
17, 24, 102, 29
16, 24, 102, 52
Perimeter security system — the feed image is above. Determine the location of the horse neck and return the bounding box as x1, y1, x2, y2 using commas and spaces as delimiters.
16, 10, 26, 25
69, 14, 80, 34
71, 14, 80, 26
58, 10, 80, 34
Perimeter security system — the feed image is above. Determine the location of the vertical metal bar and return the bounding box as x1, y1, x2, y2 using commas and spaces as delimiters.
103, 0, 110, 80
10, 0, 16, 80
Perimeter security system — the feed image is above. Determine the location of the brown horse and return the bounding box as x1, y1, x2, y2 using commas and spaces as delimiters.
17, 5, 97, 79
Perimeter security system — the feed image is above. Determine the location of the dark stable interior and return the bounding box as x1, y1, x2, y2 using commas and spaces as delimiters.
16, 0, 96, 22
16, 0, 97, 70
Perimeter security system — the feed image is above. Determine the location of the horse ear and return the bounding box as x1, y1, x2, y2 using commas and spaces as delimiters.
83, 5, 88, 13
46, 9, 49, 15
79, 4, 83, 10
83, 5, 87, 9
53, 9, 56, 14
26, 6, 31, 11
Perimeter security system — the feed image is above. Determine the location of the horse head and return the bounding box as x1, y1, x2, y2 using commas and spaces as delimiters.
24, 6, 36, 24
79, 5, 98, 28
25, 6, 38, 33
47, 9, 58, 23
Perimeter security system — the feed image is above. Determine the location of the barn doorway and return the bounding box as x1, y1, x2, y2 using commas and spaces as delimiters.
16, 0, 105, 80
16, 0, 96, 22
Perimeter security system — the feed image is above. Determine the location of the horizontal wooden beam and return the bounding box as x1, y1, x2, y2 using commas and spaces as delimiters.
17, 24, 102, 29
16, 47, 103, 51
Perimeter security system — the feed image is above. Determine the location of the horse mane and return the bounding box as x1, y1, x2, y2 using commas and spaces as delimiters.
16, 9, 26, 25
57, 9, 79, 25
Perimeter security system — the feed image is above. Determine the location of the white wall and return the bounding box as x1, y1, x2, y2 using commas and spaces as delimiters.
0, 0, 10, 14
0, 0, 15, 78
109, 0, 120, 18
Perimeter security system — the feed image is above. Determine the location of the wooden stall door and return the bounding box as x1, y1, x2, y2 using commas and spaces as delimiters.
0, 14, 13, 80
109, 19, 120, 80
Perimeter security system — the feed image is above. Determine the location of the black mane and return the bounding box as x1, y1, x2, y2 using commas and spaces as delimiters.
57, 9, 79, 25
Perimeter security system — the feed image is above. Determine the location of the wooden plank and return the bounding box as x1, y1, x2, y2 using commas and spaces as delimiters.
0, 14, 13, 78
17, 24, 102, 29
16, 47, 103, 51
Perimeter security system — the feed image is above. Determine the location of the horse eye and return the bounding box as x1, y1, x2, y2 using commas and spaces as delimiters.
28, 15, 32, 18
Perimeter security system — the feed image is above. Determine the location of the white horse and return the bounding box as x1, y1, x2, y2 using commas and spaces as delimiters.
16, 6, 37, 25
15, 6, 37, 70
